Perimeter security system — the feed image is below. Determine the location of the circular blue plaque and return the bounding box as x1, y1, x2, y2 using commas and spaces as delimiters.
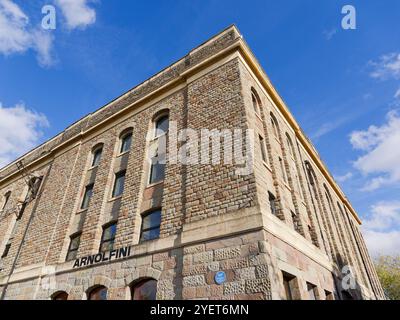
214, 271, 226, 285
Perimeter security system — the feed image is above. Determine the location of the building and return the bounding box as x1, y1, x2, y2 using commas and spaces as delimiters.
0, 25, 384, 300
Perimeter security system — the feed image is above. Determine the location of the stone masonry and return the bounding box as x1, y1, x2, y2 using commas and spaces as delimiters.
0, 25, 385, 300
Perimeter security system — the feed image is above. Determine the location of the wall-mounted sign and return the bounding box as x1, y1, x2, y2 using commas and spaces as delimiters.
73, 246, 132, 268
214, 271, 226, 285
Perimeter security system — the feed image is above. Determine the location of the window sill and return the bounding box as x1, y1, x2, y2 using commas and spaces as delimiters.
262, 161, 273, 173
116, 151, 130, 158
146, 180, 164, 189
108, 195, 123, 203
76, 208, 89, 215
255, 113, 263, 122
87, 165, 99, 171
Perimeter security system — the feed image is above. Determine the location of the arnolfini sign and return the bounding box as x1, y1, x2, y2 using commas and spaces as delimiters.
73, 246, 132, 268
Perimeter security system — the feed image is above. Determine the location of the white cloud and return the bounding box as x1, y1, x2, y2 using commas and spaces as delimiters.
334, 172, 353, 183
362, 201, 400, 257
0, 102, 49, 168
350, 110, 400, 191
0, 0, 54, 66
55, 0, 96, 30
369, 52, 400, 80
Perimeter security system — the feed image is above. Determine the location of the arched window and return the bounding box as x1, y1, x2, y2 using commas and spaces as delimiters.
66, 232, 81, 261
270, 114, 279, 138
131, 279, 157, 300
52, 291, 68, 300
140, 209, 161, 242
2, 191, 11, 211
100, 222, 117, 252
286, 134, 295, 158
88, 286, 107, 300
149, 112, 169, 184
120, 131, 133, 154
251, 88, 261, 114
91, 145, 103, 167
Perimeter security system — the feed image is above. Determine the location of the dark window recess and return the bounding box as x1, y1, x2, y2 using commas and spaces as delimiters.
252, 93, 259, 114
112, 171, 126, 198
100, 223, 117, 252
92, 148, 103, 167
28, 176, 43, 200
53, 292, 68, 300
88, 286, 107, 300
291, 211, 301, 233
268, 192, 277, 216
1, 243, 11, 258
120, 133, 132, 153
2, 191, 11, 210
66, 233, 81, 261
307, 282, 317, 300
140, 210, 161, 242
81, 184, 94, 210
131, 279, 157, 300
282, 273, 295, 300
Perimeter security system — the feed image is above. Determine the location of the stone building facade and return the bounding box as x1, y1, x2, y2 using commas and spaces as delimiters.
0, 26, 384, 300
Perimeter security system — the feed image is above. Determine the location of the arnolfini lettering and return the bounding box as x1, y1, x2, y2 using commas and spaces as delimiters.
73, 246, 132, 268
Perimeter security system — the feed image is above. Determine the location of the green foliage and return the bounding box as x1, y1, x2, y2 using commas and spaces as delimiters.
374, 255, 400, 300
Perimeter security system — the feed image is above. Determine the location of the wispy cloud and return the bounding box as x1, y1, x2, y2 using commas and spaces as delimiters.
0, 102, 49, 168
350, 110, 400, 191
369, 52, 400, 80
0, 0, 54, 66
55, 0, 96, 30
334, 172, 353, 183
323, 28, 337, 41
362, 201, 400, 257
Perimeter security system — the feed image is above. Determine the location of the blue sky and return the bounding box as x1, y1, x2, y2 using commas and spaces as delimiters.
1, 0, 399, 257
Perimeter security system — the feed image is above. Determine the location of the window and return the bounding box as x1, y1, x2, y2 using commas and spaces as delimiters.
120, 132, 132, 154
81, 184, 94, 210
271, 115, 279, 138
268, 192, 277, 216
100, 222, 117, 252
291, 211, 301, 233
279, 157, 287, 182
92, 147, 103, 167
66, 233, 81, 261
140, 209, 161, 242
307, 282, 318, 300
324, 290, 334, 300
112, 170, 126, 198
28, 176, 43, 200
88, 286, 107, 300
131, 279, 157, 300
2, 191, 11, 211
282, 272, 295, 300
258, 135, 267, 163
1, 243, 11, 258
52, 291, 68, 300
149, 154, 165, 184
252, 93, 260, 114
286, 134, 295, 158
155, 115, 169, 137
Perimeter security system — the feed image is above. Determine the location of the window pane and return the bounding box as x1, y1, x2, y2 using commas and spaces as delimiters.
120, 133, 132, 153
89, 286, 107, 300
149, 162, 165, 184
112, 171, 126, 197
132, 280, 157, 300
70, 234, 81, 250
140, 228, 160, 242
142, 210, 161, 230
53, 292, 68, 300
155, 116, 169, 136
252, 94, 258, 113
102, 224, 117, 242
100, 240, 114, 252
66, 249, 77, 261
81, 184, 93, 209
92, 148, 102, 167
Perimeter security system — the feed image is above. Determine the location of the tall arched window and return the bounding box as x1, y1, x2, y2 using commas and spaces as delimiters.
52, 291, 68, 300
120, 130, 133, 154
2, 191, 11, 211
88, 286, 107, 300
286, 134, 295, 158
251, 88, 261, 114
270, 113, 279, 138
91, 145, 103, 167
131, 279, 157, 300
149, 112, 169, 184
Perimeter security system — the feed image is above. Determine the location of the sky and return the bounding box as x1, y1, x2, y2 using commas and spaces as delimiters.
0, 0, 399, 258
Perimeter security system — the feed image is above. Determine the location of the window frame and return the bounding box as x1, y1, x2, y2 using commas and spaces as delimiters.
140, 209, 161, 243
80, 183, 94, 210
66, 232, 81, 262
119, 131, 133, 155
91, 146, 103, 168
100, 222, 117, 252
153, 114, 169, 139
88, 286, 108, 300
258, 134, 268, 163
2, 191, 11, 211
111, 170, 126, 198
131, 279, 158, 300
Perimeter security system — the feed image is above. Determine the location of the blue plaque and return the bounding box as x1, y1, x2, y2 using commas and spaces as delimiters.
214, 271, 226, 285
